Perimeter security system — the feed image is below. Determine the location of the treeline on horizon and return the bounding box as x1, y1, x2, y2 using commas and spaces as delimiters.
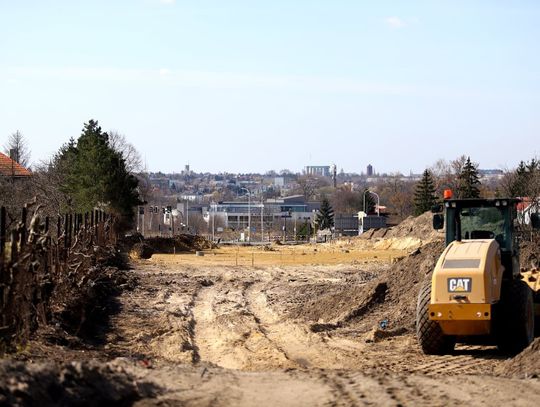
2, 122, 539, 229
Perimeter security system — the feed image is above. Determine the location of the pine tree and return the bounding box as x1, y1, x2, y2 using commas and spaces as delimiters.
55, 120, 142, 227
413, 169, 437, 215
527, 158, 538, 173
315, 197, 334, 230
510, 161, 529, 197
457, 157, 481, 198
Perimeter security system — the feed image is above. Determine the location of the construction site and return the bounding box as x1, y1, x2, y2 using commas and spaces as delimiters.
1, 210, 539, 406
3, 1, 540, 405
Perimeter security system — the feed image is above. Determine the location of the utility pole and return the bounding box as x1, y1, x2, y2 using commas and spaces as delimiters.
294, 214, 297, 243
261, 202, 264, 243
240, 187, 251, 243
142, 209, 145, 237
211, 204, 215, 242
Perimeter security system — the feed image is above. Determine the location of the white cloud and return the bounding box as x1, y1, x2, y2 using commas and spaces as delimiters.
385, 16, 406, 29
159, 0, 176, 4
159, 68, 171, 76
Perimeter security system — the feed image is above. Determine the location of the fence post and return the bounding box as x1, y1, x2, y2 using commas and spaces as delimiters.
64, 214, 69, 259
68, 214, 73, 246
0, 207, 5, 271
95, 210, 99, 242
10, 230, 18, 263
20, 207, 27, 248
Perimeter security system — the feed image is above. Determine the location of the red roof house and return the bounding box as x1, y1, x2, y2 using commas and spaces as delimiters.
0, 151, 32, 178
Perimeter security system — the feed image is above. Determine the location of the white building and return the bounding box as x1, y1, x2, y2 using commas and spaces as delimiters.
203, 195, 320, 231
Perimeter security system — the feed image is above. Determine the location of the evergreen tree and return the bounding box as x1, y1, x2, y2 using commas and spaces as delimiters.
510, 161, 529, 197
527, 158, 539, 173
457, 157, 481, 198
413, 169, 437, 215
315, 197, 334, 230
55, 120, 142, 227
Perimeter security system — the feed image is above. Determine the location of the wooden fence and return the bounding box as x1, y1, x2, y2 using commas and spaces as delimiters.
0, 205, 117, 347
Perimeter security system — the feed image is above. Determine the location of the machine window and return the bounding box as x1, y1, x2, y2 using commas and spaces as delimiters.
459, 207, 506, 245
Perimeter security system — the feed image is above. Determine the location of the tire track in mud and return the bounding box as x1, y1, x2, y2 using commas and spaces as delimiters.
123, 264, 506, 378
94, 262, 540, 406
409, 346, 501, 376
109, 267, 207, 365
244, 282, 364, 370
191, 281, 293, 369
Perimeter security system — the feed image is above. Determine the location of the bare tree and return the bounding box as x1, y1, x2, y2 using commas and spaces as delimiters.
188, 212, 208, 235
451, 155, 468, 177
377, 175, 414, 221
330, 184, 363, 214
430, 155, 468, 194
3, 130, 31, 167
108, 131, 143, 173
280, 169, 294, 176
135, 173, 152, 204
296, 175, 328, 201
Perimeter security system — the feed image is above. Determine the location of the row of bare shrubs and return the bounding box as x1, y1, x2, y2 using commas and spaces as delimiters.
0, 207, 131, 352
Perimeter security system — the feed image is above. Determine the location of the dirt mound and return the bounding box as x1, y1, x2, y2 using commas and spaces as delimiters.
385, 211, 442, 241
497, 338, 540, 378
520, 235, 540, 269
120, 232, 144, 249
145, 234, 213, 254
0, 359, 157, 406
358, 212, 443, 251
288, 240, 445, 333
130, 242, 154, 259
371, 240, 445, 328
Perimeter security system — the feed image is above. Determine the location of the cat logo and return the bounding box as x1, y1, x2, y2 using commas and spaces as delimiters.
448, 278, 472, 293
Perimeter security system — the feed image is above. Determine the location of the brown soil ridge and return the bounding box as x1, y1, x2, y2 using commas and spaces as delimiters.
497, 338, 540, 378
287, 240, 445, 334
0, 359, 157, 406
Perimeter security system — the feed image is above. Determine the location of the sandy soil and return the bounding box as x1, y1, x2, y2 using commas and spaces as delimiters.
150, 243, 408, 267
108, 247, 539, 406
2, 243, 539, 406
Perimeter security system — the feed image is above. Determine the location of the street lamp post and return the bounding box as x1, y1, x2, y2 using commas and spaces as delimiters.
186, 200, 189, 229
261, 201, 264, 243
211, 203, 215, 242
240, 187, 251, 243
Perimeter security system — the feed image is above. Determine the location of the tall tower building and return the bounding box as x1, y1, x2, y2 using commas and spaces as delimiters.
331, 164, 337, 188
366, 164, 373, 177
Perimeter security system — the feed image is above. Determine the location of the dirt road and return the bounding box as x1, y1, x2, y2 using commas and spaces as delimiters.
91, 252, 540, 406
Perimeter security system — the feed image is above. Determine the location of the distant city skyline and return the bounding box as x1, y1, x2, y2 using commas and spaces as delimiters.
1, 1, 539, 174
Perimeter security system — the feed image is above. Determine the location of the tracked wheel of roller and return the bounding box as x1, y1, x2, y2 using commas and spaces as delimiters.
493, 279, 534, 355
416, 281, 456, 355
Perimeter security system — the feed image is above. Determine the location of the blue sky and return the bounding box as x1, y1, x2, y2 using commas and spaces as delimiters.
1, 0, 539, 173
